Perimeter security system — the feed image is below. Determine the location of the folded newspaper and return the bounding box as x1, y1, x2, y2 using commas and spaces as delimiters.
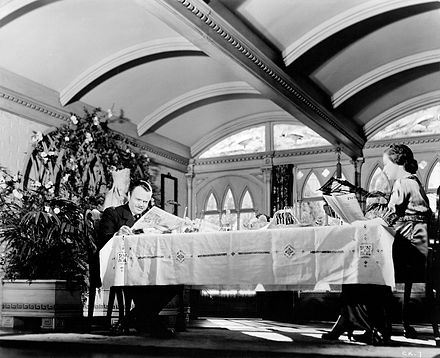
322, 192, 366, 224
131, 206, 186, 233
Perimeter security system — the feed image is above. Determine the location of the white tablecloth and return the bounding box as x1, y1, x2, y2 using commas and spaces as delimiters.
100, 220, 395, 289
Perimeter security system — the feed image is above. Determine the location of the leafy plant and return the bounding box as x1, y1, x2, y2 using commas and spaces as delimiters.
0, 107, 155, 295
0, 169, 93, 293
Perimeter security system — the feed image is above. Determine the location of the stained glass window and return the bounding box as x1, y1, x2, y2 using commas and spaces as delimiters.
241, 190, 253, 209
427, 162, 440, 211
223, 188, 235, 210
273, 124, 330, 150
200, 126, 265, 158
204, 192, 220, 229
303, 172, 321, 198
370, 105, 440, 141
368, 167, 391, 193
428, 162, 440, 190
206, 192, 218, 211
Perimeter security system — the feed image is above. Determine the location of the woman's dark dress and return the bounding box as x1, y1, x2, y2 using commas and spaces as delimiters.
335, 175, 431, 343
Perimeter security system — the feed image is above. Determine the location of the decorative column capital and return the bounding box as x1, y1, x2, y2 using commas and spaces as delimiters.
186, 159, 195, 178
351, 156, 365, 167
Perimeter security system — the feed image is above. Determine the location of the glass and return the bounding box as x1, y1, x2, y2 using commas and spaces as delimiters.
303, 173, 321, 198
273, 124, 330, 150
200, 126, 265, 158
428, 162, 440, 190
206, 193, 218, 211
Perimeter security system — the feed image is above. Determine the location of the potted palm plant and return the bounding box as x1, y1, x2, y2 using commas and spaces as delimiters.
0, 107, 155, 330
0, 168, 93, 330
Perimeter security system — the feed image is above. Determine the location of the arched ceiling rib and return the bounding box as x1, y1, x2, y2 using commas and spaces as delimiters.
0, 0, 40, 22
283, 0, 432, 66
0, 0, 438, 162
137, 81, 261, 136
332, 50, 440, 108
60, 38, 203, 106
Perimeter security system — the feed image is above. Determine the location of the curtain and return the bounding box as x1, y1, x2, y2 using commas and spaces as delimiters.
271, 164, 293, 215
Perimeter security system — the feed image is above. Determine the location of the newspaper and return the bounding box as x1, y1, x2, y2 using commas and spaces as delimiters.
323, 193, 366, 224
131, 206, 186, 233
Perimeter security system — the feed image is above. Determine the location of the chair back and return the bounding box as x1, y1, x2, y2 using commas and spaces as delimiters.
85, 209, 102, 289
428, 186, 440, 288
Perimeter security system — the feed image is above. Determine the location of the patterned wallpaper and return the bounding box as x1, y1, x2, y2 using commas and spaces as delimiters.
0, 110, 48, 174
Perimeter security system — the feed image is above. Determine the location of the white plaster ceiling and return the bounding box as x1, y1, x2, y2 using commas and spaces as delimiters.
0, 0, 439, 159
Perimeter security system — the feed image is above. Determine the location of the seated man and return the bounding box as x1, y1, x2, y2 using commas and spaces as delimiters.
98, 179, 153, 249
99, 179, 179, 338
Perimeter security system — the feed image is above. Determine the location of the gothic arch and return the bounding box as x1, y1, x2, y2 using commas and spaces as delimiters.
221, 186, 237, 211
302, 170, 322, 199
239, 187, 255, 210
204, 189, 220, 212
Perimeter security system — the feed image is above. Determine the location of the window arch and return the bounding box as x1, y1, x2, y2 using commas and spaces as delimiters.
368, 166, 391, 193
301, 172, 326, 225
239, 189, 256, 230
369, 105, 440, 141
303, 172, 321, 198
365, 165, 391, 209
427, 161, 440, 211
273, 123, 330, 150
221, 187, 238, 230
203, 191, 220, 228
200, 126, 265, 158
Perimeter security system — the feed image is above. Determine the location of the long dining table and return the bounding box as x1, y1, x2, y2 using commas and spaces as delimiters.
100, 219, 395, 290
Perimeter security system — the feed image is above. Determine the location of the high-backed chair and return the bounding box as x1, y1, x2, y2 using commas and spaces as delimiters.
427, 186, 440, 346
85, 209, 126, 328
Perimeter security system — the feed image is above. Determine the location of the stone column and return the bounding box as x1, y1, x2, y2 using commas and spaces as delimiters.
185, 159, 195, 219
352, 157, 365, 210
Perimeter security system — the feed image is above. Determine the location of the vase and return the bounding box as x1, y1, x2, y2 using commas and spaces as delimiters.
1, 279, 83, 330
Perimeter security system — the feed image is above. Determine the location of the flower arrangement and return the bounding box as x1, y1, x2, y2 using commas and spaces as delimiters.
28, 107, 154, 210
0, 107, 155, 294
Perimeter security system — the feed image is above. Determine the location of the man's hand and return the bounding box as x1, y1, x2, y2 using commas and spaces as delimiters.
117, 225, 133, 236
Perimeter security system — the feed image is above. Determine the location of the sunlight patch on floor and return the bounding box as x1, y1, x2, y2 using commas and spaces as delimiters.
391, 336, 437, 346
206, 319, 270, 332
242, 331, 293, 342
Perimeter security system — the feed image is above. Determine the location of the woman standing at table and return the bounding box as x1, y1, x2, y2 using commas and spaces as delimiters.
322, 144, 430, 344
382, 144, 431, 338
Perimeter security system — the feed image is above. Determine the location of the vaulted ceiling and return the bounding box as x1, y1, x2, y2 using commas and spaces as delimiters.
1, 0, 439, 161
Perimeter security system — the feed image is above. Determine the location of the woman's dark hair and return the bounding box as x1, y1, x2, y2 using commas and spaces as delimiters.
384, 144, 418, 174
129, 179, 152, 194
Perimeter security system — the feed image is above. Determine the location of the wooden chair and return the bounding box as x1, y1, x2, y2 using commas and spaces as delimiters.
85, 209, 126, 329
426, 185, 440, 346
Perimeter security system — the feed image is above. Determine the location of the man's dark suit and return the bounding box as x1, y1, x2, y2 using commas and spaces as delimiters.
98, 203, 180, 336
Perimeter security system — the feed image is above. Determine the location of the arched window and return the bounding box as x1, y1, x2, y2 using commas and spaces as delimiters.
427, 162, 440, 211
203, 192, 220, 228
239, 189, 256, 230
200, 126, 265, 158
221, 188, 238, 230
303, 172, 321, 198
368, 166, 391, 193
273, 124, 330, 150
366, 166, 391, 209
369, 105, 440, 141
301, 172, 325, 225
